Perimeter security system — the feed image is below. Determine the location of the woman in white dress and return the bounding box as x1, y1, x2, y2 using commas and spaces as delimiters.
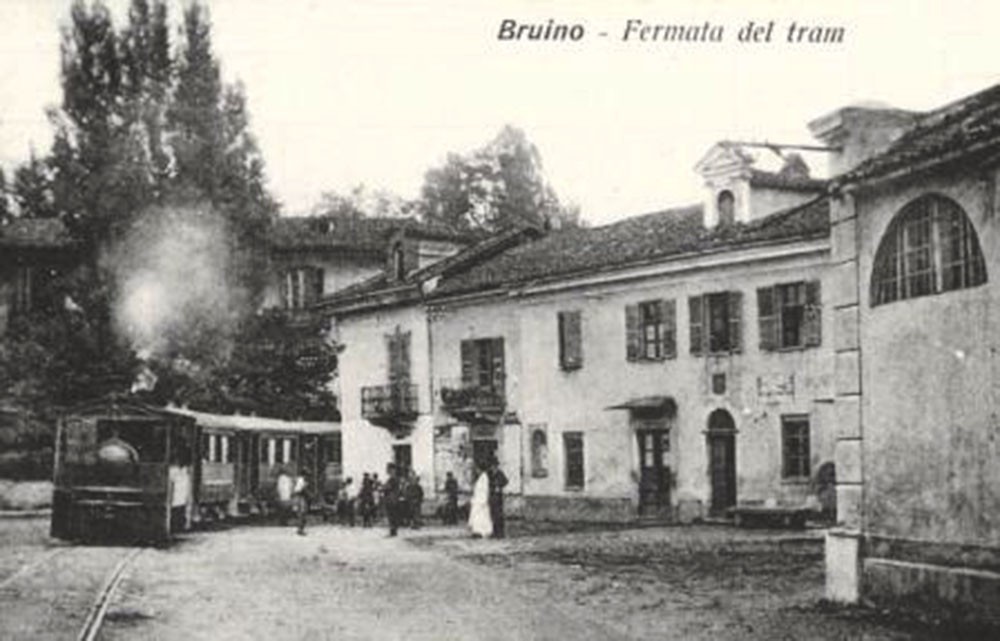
468, 466, 493, 538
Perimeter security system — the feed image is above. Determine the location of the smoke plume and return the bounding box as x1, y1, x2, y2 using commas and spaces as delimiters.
106, 202, 250, 363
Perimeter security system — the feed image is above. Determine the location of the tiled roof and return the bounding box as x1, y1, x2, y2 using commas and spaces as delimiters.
433, 198, 829, 297
270, 216, 474, 252
838, 83, 1000, 185
321, 198, 830, 313
318, 225, 542, 308
0, 218, 74, 249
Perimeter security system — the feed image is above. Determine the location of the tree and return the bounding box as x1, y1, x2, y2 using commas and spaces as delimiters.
12, 152, 57, 219
311, 184, 417, 219
169, 4, 276, 304
0, 167, 11, 224
418, 125, 579, 232
147, 310, 339, 420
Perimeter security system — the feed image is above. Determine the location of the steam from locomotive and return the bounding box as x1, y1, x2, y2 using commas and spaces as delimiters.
105, 202, 249, 362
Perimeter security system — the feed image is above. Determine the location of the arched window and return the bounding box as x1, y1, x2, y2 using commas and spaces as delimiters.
870, 194, 987, 306
717, 190, 735, 226
530, 427, 548, 478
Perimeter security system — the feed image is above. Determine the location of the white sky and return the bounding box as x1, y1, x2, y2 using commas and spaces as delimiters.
2, 0, 1000, 225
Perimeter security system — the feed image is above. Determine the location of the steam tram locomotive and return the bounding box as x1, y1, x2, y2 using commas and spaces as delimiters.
51, 396, 342, 544
51, 396, 199, 543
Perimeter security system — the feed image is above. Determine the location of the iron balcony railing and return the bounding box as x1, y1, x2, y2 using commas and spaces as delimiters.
361, 384, 419, 420
438, 378, 505, 411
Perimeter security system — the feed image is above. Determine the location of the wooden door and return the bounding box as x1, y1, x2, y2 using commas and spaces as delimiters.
708, 431, 736, 514
393, 444, 412, 477
471, 439, 497, 474
637, 430, 672, 517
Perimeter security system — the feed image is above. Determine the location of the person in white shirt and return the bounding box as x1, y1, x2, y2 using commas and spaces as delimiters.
293, 474, 309, 535
275, 471, 293, 525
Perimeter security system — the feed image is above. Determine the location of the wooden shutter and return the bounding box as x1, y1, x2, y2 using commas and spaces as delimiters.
460, 340, 474, 387
386, 332, 401, 386
310, 267, 325, 303
559, 311, 582, 370
491, 338, 505, 392
662, 299, 677, 359
279, 270, 290, 309
625, 304, 641, 361
803, 280, 822, 347
398, 331, 412, 382
688, 296, 704, 356
728, 291, 743, 353
757, 286, 779, 351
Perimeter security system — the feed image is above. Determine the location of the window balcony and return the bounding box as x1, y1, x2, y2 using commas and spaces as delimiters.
438, 378, 506, 424
361, 384, 419, 429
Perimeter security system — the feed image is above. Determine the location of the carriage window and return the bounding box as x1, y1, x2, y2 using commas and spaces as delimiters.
223, 435, 235, 463
284, 438, 296, 464
871, 195, 987, 306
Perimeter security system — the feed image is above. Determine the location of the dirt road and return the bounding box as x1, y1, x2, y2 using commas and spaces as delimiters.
100, 525, 626, 641
4, 518, 995, 640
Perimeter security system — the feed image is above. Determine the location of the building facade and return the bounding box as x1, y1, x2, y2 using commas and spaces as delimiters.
322, 141, 842, 521
823, 84, 1000, 619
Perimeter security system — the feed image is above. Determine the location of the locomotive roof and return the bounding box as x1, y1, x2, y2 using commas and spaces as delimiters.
167, 406, 339, 435
63, 395, 196, 424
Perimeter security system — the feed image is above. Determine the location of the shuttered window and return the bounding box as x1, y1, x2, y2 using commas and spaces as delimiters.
459, 338, 505, 392
757, 281, 821, 350
558, 311, 583, 370
689, 292, 742, 355
386, 329, 412, 387
563, 432, 584, 489
282, 266, 325, 309
625, 299, 676, 362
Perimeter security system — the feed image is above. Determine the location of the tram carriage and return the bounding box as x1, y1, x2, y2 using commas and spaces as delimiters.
169, 408, 343, 518
51, 398, 342, 543
51, 396, 200, 544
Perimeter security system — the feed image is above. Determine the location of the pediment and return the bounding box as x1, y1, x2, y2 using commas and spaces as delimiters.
694, 142, 755, 177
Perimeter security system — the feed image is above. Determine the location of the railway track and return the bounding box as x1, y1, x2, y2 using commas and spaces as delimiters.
76, 547, 144, 641
0, 544, 144, 641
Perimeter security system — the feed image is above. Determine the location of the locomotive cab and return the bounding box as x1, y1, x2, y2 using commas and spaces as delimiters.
51, 397, 198, 544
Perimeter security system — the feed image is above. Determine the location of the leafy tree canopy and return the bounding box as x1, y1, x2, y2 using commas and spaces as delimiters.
418, 125, 581, 232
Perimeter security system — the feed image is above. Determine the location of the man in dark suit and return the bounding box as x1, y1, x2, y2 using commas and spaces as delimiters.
487, 457, 508, 538
382, 464, 402, 537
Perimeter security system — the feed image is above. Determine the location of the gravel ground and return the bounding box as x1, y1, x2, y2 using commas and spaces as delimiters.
0, 517, 134, 640
3, 517, 999, 640
409, 522, 1000, 641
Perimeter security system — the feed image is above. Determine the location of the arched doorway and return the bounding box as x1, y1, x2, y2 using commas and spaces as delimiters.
707, 409, 737, 515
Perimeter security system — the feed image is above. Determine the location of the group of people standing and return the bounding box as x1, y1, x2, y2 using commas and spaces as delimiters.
278, 457, 509, 541
469, 457, 508, 539
334, 466, 424, 535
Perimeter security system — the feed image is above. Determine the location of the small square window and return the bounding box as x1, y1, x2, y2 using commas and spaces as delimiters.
712, 373, 726, 395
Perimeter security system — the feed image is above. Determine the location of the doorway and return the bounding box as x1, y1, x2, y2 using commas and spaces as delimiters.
393, 444, 412, 477
636, 429, 672, 517
471, 439, 497, 474
707, 409, 737, 515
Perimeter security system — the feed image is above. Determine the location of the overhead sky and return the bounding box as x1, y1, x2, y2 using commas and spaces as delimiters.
2, 0, 1000, 225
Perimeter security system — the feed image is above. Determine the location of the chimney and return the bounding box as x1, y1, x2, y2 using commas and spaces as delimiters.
808, 105, 920, 177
